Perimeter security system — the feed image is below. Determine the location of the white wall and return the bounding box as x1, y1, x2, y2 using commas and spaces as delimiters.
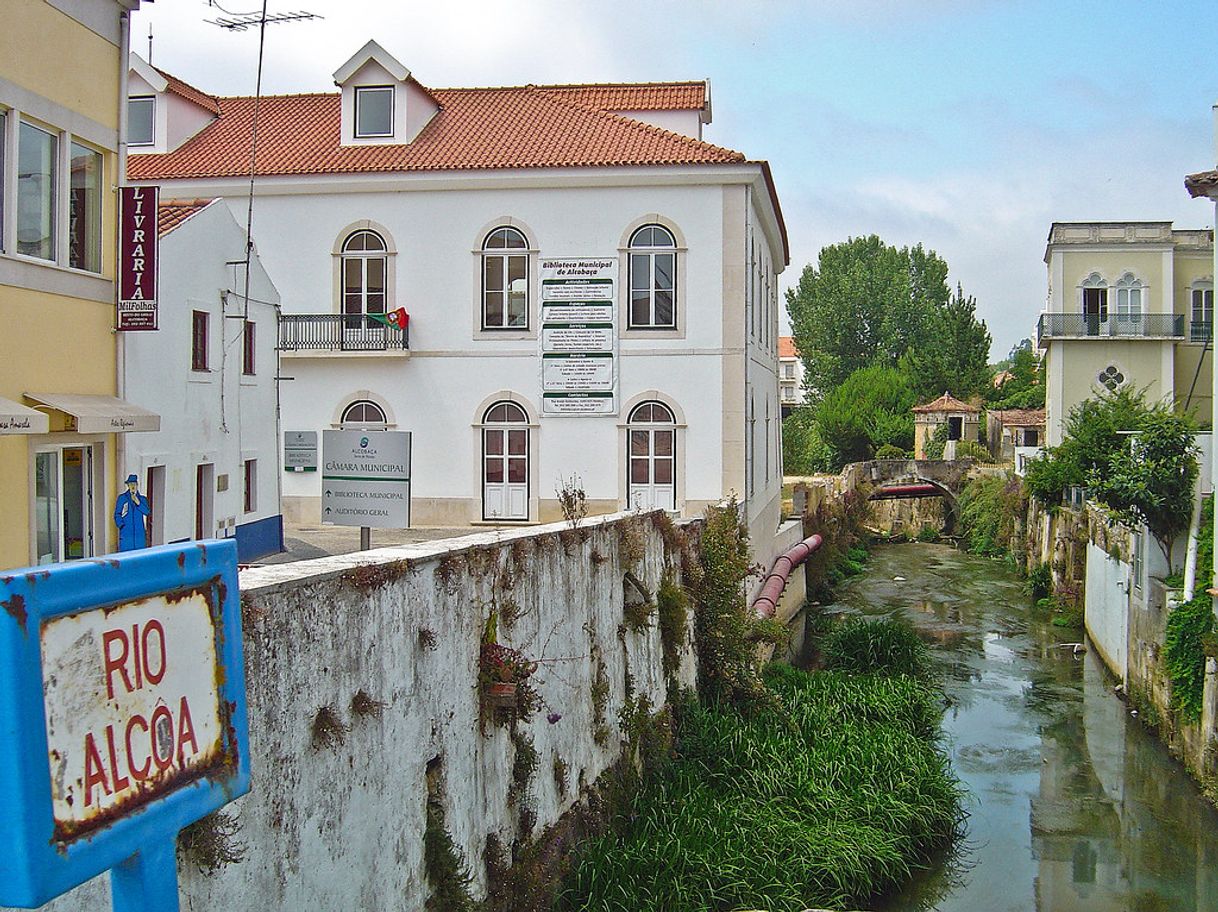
20, 512, 697, 912
121, 201, 281, 552
1085, 542, 1130, 682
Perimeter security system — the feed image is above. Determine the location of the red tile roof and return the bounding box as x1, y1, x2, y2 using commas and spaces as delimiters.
158, 198, 217, 237
912, 392, 980, 414
129, 84, 743, 182
778, 336, 798, 359
153, 66, 221, 115
988, 408, 1045, 428
539, 82, 707, 112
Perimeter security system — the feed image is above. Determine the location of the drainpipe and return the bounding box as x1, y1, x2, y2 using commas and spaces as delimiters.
752, 533, 823, 618
1184, 474, 1203, 600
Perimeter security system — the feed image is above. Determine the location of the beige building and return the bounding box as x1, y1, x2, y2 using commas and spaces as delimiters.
1, 0, 153, 570
912, 392, 980, 459
1040, 222, 1213, 445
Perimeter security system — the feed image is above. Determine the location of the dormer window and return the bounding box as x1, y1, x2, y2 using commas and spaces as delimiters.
355, 86, 394, 138
128, 96, 155, 146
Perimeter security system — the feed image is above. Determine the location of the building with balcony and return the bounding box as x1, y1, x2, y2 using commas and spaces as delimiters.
777, 335, 806, 418
0, 0, 159, 570
1040, 222, 1213, 445
125, 41, 791, 556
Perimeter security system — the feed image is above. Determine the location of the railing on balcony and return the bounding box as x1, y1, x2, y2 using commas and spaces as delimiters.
1037, 312, 1184, 342
279, 314, 409, 352
1190, 320, 1213, 343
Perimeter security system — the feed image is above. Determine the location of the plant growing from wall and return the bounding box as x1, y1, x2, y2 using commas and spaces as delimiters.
423, 794, 477, 912
656, 571, 689, 684
957, 473, 1025, 559
1165, 594, 1213, 722
479, 613, 542, 729
556, 474, 588, 529
590, 642, 611, 746
310, 705, 348, 750
508, 729, 539, 807
1024, 563, 1052, 602
178, 811, 246, 874
692, 499, 776, 710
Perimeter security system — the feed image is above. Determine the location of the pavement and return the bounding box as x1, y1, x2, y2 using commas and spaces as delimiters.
247, 523, 490, 565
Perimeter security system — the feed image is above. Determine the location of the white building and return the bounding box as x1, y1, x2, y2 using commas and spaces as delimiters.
777, 336, 806, 417
126, 42, 790, 554
120, 197, 283, 560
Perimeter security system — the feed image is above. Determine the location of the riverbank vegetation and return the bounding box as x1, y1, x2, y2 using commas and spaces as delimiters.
559, 662, 962, 912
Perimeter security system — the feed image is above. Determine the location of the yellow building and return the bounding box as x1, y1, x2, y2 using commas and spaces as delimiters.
1041, 222, 1213, 445
1, 0, 154, 570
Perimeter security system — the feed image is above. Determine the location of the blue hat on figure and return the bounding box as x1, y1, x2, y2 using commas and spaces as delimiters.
125, 474, 138, 484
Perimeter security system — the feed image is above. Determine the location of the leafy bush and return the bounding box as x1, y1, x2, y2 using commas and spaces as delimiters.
1165, 594, 1214, 721
816, 365, 917, 468
822, 616, 931, 678
954, 440, 993, 462
957, 474, 1025, 558
924, 423, 949, 460
1024, 563, 1052, 602
876, 443, 908, 460
916, 526, 940, 543
560, 666, 963, 911
783, 407, 834, 475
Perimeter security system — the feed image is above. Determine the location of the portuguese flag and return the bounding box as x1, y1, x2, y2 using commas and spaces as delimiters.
368, 307, 409, 330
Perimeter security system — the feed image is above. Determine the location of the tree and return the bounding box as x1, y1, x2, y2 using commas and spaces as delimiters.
989, 338, 1044, 408
815, 365, 916, 469
901, 283, 993, 401
781, 407, 833, 475
786, 236, 990, 405
1089, 406, 1199, 563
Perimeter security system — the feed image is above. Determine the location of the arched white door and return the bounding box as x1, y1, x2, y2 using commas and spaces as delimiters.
628, 402, 675, 510
483, 402, 529, 520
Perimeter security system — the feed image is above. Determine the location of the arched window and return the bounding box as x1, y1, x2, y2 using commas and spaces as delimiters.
1114, 272, 1143, 327
1080, 272, 1108, 333
1192, 280, 1214, 341
482, 401, 529, 520
341, 399, 387, 429
628, 225, 677, 329
628, 401, 675, 510
341, 230, 387, 328
482, 227, 530, 329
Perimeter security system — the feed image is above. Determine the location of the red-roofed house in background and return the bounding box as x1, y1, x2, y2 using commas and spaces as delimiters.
117, 198, 283, 560
125, 40, 798, 566
912, 393, 980, 459
777, 336, 806, 418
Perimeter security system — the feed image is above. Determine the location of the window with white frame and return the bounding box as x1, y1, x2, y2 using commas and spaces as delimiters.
340, 399, 388, 429
341, 230, 388, 327
69, 141, 102, 272
482, 227, 529, 329
1114, 272, 1143, 323
128, 96, 155, 147
627, 401, 676, 511
628, 225, 677, 329
354, 86, 394, 138
17, 121, 57, 260
1192, 281, 1213, 340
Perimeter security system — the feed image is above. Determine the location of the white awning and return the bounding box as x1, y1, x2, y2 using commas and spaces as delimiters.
24, 393, 160, 434
0, 396, 50, 434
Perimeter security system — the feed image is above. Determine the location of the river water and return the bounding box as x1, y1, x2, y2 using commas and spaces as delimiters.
808, 542, 1218, 912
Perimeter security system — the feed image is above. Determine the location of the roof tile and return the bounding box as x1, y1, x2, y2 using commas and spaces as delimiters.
158, 198, 216, 237
912, 392, 980, 414
129, 83, 743, 181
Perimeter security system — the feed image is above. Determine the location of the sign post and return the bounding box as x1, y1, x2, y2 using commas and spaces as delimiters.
0, 540, 250, 911
321, 430, 412, 531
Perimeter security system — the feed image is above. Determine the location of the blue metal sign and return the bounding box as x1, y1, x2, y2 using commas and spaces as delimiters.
0, 540, 250, 910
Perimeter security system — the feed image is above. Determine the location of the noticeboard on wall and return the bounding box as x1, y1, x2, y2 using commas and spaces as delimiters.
539, 257, 618, 416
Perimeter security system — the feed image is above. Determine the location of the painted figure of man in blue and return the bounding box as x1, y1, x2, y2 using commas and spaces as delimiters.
114, 474, 151, 551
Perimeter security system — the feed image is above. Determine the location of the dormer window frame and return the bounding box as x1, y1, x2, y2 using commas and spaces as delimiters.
354, 85, 395, 139
128, 95, 155, 147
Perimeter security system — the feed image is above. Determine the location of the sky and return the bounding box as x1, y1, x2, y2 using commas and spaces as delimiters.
132, 0, 1218, 359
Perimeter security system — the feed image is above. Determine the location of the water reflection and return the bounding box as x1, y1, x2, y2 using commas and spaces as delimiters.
812, 543, 1218, 912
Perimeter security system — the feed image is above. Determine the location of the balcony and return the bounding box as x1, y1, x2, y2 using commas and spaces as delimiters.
1191, 320, 1213, 343
1037, 313, 1184, 343
279, 314, 409, 354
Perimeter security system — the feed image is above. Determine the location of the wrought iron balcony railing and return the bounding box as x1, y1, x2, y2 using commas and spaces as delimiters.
1190, 320, 1213, 343
279, 314, 409, 352
1037, 313, 1184, 342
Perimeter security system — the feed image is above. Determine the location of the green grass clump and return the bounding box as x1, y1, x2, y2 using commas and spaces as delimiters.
821, 616, 931, 678
558, 665, 963, 911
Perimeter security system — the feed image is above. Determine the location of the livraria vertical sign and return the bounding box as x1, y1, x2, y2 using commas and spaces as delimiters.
117, 186, 159, 331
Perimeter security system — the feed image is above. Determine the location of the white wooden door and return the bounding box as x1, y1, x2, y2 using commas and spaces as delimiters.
628, 425, 675, 510
483, 425, 528, 520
